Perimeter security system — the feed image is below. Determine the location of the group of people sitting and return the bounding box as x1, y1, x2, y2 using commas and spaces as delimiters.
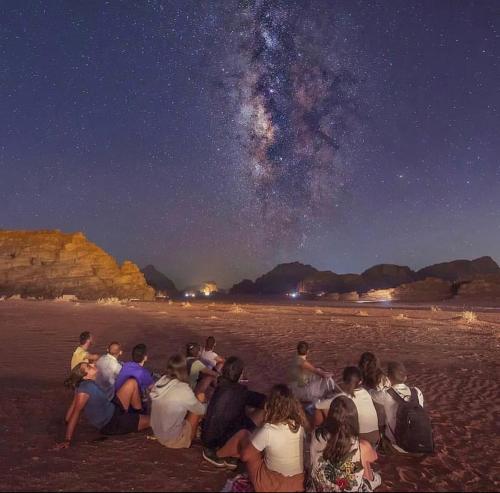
59, 332, 433, 492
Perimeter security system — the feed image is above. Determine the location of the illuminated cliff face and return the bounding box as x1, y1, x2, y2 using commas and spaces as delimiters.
200, 282, 218, 296
0, 230, 155, 300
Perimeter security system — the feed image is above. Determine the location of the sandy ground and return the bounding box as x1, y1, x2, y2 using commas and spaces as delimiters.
0, 299, 499, 492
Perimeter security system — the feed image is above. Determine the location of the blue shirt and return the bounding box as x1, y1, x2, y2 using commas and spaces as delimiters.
76, 380, 115, 429
115, 362, 154, 395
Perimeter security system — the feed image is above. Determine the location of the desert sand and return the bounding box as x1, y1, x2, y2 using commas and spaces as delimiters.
0, 299, 499, 492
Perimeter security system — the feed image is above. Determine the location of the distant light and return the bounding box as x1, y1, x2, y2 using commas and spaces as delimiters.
288, 292, 299, 299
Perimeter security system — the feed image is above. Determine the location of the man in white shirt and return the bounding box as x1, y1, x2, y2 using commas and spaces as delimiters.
96, 342, 123, 401
371, 361, 424, 453
200, 336, 225, 371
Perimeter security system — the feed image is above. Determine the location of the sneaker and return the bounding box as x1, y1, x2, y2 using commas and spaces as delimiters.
224, 457, 239, 470
202, 448, 226, 468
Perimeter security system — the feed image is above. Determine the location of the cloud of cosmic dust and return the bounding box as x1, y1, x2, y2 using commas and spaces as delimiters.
223, 0, 361, 249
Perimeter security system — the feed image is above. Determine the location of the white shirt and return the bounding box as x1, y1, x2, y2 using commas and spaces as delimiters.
150, 376, 206, 445
200, 348, 218, 370
95, 353, 122, 401
371, 383, 424, 447
251, 423, 304, 477
316, 388, 379, 434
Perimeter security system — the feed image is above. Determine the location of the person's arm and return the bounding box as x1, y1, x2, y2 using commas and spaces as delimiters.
302, 359, 332, 379
214, 354, 225, 365
359, 439, 378, 480
240, 441, 262, 463
313, 408, 326, 427
186, 388, 207, 416
242, 426, 266, 463
56, 392, 89, 449
200, 366, 219, 378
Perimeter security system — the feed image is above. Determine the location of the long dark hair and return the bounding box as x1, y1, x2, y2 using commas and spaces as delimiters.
358, 352, 385, 390
317, 396, 359, 464
264, 384, 308, 433
64, 362, 88, 389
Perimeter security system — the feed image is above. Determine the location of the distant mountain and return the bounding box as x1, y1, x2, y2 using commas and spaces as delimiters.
417, 256, 500, 282
361, 264, 416, 289
229, 279, 258, 295
229, 256, 500, 297
240, 262, 318, 295
141, 265, 178, 295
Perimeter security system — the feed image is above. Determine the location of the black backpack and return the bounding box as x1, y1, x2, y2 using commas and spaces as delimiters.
388, 387, 434, 453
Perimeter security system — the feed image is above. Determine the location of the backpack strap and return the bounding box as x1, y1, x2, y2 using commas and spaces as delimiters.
409, 387, 420, 405
387, 387, 406, 405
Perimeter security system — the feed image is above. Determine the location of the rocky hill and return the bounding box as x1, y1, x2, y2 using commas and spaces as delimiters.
0, 230, 155, 300
230, 256, 499, 302
254, 262, 318, 294
141, 265, 178, 296
455, 274, 500, 302
417, 256, 499, 282
361, 264, 416, 289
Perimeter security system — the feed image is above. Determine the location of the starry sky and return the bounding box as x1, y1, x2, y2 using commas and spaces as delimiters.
1, 0, 499, 288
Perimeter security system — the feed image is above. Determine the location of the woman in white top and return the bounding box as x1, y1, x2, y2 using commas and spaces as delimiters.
308, 396, 381, 492
241, 384, 307, 492
315, 367, 380, 447
150, 354, 206, 449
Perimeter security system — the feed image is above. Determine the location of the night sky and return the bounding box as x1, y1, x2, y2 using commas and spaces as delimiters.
1, 0, 499, 288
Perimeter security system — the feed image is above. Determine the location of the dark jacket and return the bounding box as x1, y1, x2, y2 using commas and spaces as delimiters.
201, 378, 266, 449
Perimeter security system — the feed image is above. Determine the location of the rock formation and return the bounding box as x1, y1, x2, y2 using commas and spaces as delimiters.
253, 262, 318, 295
141, 265, 178, 296
417, 256, 499, 282
299, 272, 367, 294
361, 264, 416, 289
455, 274, 500, 302
0, 230, 155, 300
361, 278, 453, 302
229, 279, 258, 295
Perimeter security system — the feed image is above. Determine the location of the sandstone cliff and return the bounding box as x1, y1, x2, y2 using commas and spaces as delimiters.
0, 230, 155, 300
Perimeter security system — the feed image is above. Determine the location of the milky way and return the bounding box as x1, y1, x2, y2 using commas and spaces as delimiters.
225, 0, 360, 246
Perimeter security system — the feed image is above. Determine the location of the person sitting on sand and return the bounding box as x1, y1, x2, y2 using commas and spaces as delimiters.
96, 341, 123, 401
289, 341, 335, 403
201, 356, 266, 469
114, 343, 154, 410
315, 366, 380, 448
150, 354, 206, 449
358, 352, 390, 393
56, 362, 150, 449
70, 331, 99, 370
371, 362, 432, 454
308, 396, 381, 492
186, 342, 220, 400
200, 336, 225, 371
238, 384, 307, 493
